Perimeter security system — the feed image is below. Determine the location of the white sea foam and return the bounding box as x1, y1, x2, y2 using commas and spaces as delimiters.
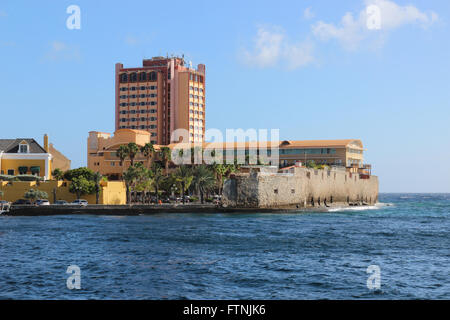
327, 203, 393, 212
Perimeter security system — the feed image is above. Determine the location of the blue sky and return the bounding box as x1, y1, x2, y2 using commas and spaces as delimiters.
1, 0, 449, 192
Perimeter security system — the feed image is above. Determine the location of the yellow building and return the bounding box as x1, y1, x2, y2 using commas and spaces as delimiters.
0, 134, 71, 180
88, 128, 370, 177
0, 180, 126, 204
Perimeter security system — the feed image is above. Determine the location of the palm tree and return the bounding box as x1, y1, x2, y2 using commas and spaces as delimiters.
212, 163, 227, 195
151, 163, 164, 203
93, 172, 103, 204
174, 165, 193, 204
127, 142, 139, 166
160, 146, 172, 175
117, 145, 129, 174
191, 165, 216, 203
52, 168, 64, 181
141, 142, 155, 170
123, 163, 147, 204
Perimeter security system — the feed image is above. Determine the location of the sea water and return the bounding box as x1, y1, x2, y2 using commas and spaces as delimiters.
0, 193, 448, 299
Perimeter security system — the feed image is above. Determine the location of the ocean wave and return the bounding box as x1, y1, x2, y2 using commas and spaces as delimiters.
327, 203, 393, 212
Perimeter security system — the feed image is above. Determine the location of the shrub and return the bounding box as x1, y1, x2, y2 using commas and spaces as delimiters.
190, 196, 199, 202
0, 174, 16, 181
16, 175, 44, 182
24, 188, 48, 201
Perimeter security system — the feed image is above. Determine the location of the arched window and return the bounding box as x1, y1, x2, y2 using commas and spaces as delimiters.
139, 72, 146, 81
130, 72, 137, 82
120, 73, 128, 83
148, 71, 157, 82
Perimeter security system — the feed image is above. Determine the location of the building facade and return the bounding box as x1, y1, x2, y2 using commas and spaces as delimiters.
88, 129, 369, 178
88, 129, 161, 180
0, 134, 71, 180
115, 56, 206, 145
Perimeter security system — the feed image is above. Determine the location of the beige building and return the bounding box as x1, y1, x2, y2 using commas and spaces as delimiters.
88, 129, 369, 178
88, 129, 161, 180
115, 56, 206, 145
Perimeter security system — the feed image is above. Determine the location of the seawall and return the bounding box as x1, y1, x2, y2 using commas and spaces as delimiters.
4, 204, 337, 216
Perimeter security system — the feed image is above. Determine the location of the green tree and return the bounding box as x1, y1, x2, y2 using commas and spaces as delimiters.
191, 165, 216, 203
306, 160, 316, 169
117, 145, 129, 169
93, 172, 103, 204
64, 167, 95, 182
160, 146, 172, 175
141, 142, 155, 170
174, 165, 193, 204
123, 162, 149, 204
127, 142, 139, 166
69, 177, 95, 200
24, 189, 48, 202
151, 163, 164, 203
52, 168, 64, 181
212, 164, 227, 195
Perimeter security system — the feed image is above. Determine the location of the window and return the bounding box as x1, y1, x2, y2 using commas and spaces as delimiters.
139, 72, 146, 81
130, 73, 137, 82
19, 143, 29, 153
119, 73, 128, 83
7, 169, 14, 175
148, 72, 157, 82
18, 166, 28, 174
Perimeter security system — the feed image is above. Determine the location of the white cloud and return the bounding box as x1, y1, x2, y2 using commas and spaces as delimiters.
303, 7, 315, 20
284, 41, 315, 70
242, 26, 315, 70
243, 27, 285, 68
312, 0, 438, 50
44, 41, 81, 62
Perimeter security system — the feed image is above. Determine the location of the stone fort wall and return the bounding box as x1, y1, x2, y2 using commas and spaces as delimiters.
222, 167, 379, 208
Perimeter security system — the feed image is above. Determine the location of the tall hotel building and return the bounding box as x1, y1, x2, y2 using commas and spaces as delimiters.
115, 56, 206, 145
